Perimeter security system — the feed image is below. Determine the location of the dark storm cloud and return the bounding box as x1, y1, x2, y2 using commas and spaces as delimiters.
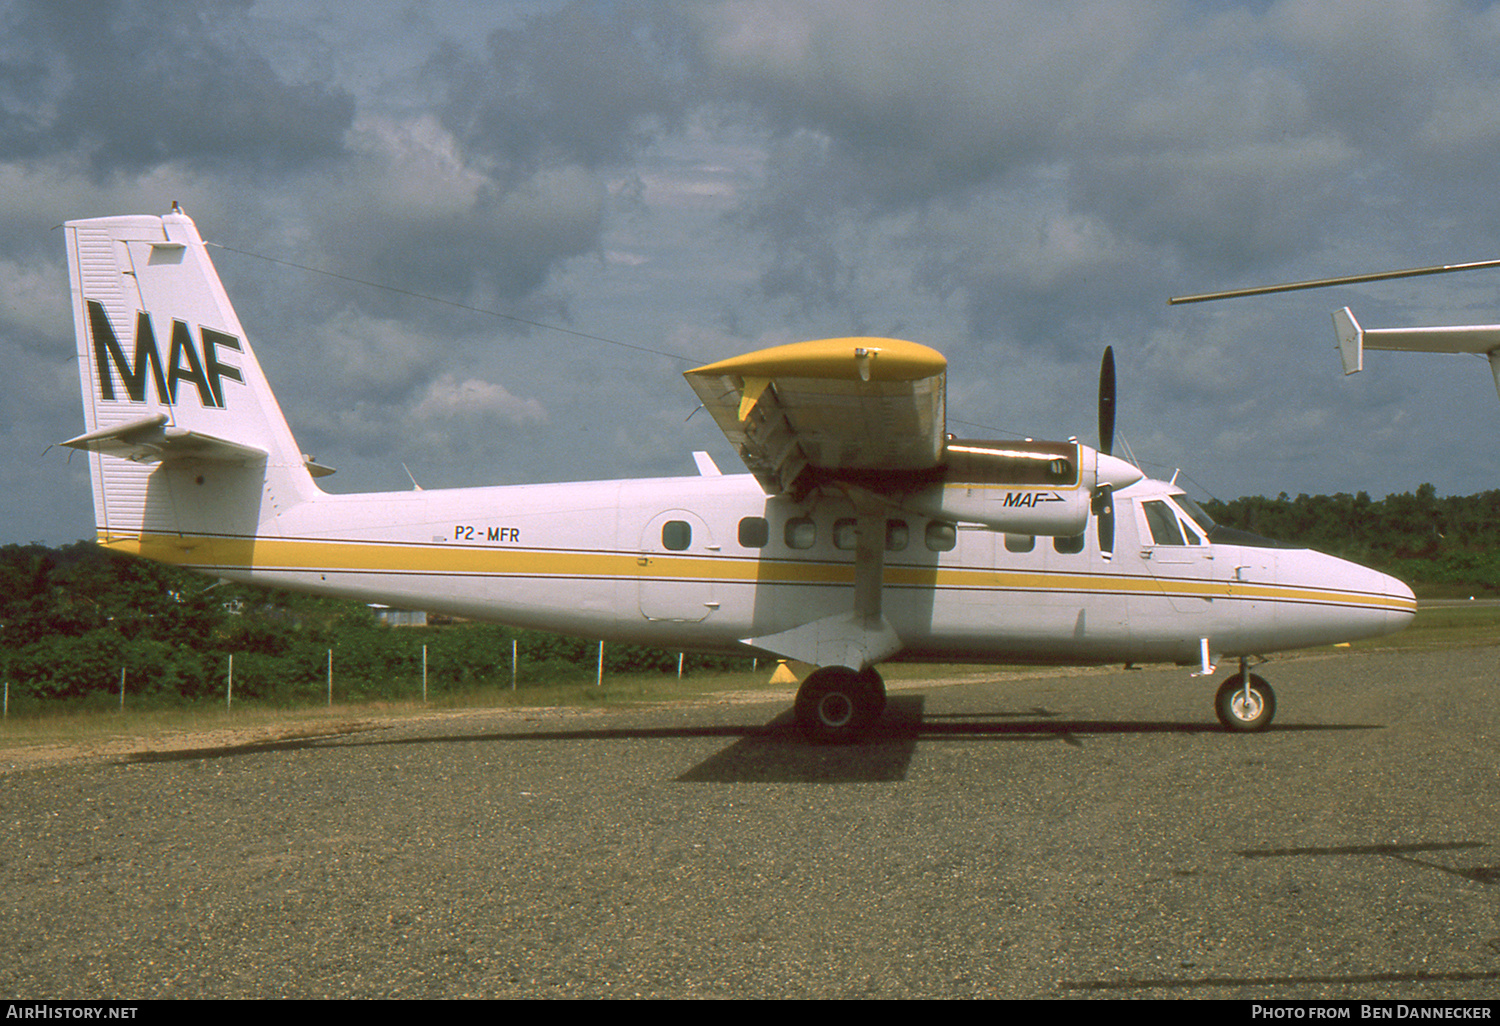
313, 141, 608, 314
674, 1, 1202, 329
301, 1, 696, 309
687, 0, 1174, 208
432, 1, 692, 177
14, 0, 1500, 548
674, 0, 1500, 342
0, 0, 354, 173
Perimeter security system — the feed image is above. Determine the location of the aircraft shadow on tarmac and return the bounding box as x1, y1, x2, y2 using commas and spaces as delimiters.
118, 694, 1382, 785
674, 695, 1379, 783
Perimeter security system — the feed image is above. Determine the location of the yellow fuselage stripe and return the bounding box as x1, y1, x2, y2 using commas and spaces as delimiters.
101, 532, 1415, 613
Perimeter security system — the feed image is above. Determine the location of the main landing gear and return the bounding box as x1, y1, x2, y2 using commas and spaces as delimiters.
794, 666, 887, 743
792, 662, 1278, 739
1214, 664, 1276, 732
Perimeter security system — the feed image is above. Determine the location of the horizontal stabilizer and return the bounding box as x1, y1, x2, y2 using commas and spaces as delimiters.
62, 413, 267, 465
1333, 306, 1500, 401
1336, 305, 1500, 359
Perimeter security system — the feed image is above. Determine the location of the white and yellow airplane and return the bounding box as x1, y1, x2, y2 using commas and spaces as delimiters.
59, 210, 1416, 740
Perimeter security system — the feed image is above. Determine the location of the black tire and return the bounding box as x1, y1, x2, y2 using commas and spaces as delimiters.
794, 666, 885, 743
862, 668, 888, 719
1215, 673, 1275, 732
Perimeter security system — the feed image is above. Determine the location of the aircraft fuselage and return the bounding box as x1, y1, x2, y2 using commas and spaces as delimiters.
102, 468, 1414, 669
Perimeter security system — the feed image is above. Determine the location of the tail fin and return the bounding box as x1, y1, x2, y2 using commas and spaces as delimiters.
62, 209, 324, 561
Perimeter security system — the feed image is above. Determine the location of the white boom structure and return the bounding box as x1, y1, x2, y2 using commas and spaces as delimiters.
1334, 306, 1500, 400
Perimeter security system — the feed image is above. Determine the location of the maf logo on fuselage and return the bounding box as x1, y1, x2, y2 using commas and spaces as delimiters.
1003, 491, 1064, 507
87, 300, 243, 408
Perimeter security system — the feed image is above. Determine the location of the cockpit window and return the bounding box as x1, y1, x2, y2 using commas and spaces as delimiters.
1142, 500, 1187, 546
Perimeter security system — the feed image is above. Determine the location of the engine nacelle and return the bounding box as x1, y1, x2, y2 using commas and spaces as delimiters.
895, 439, 1104, 536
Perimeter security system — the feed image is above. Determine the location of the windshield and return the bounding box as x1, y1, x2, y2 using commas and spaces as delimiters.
1171, 492, 1289, 549
1171, 493, 1216, 533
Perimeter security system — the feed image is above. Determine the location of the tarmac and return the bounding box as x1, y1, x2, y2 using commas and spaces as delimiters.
2, 643, 1498, 999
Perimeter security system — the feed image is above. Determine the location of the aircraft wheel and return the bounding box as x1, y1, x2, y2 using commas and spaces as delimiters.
794, 666, 885, 743
1214, 673, 1275, 732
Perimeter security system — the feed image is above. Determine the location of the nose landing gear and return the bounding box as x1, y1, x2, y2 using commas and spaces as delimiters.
1214, 664, 1276, 732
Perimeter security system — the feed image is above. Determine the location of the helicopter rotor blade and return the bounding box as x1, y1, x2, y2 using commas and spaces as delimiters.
1168, 257, 1500, 306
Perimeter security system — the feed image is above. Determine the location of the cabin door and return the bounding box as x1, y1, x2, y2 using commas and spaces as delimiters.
638, 510, 719, 622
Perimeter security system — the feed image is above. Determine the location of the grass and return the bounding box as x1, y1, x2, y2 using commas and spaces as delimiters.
1352, 601, 1500, 651
3, 602, 1496, 758
0, 666, 791, 757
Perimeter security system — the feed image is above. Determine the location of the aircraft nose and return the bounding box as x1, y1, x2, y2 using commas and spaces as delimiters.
1382, 570, 1418, 632
1287, 551, 1416, 647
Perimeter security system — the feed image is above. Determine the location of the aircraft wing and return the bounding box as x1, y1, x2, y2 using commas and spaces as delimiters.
684, 337, 947, 495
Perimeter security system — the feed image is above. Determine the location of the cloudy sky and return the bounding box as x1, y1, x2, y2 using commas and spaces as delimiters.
6, 0, 1500, 545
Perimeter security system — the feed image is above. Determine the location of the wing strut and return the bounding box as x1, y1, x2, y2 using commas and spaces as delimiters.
742, 508, 901, 670
852, 509, 886, 623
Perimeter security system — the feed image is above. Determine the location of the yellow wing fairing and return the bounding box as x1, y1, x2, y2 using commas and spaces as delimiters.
686, 337, 948, 495
691, 336, 948, 383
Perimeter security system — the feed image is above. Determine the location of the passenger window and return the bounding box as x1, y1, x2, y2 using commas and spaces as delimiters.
1004, 533, 1035, 553
925, 522, 957, 552
833, 518, 858, 550
662, 520, 691, 551
886, 520, 909, 552
1142, 500, 1186, 546
738, 516, 769, 548
1053, 534, 1084, 554
785, 517, 816, 550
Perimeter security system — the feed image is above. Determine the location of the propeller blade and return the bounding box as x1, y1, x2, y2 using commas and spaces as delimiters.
1098, 346, 1116, 456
